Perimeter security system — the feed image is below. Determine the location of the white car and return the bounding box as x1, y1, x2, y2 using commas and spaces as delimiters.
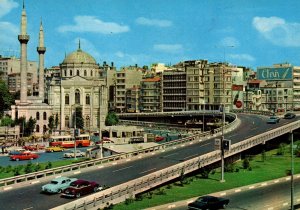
63, 150, 85, 158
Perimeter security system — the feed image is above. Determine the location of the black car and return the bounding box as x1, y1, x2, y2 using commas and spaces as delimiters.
188, 195, 229, 210
284, 113, 296, 119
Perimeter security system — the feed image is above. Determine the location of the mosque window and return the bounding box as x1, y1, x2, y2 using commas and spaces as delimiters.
64, 70, 67, 76
91, 70, 93, 76
43, 125, 47, 134
36, 112, 40, 120
84, 70, 87, 76
65, 116, 69, 128
65, 94, 69, 105
77, 70, 80, 76
75, 89, 80, 104
70, 70, 73, 76
86, 94, 90, 105
36, 125, 39, 132
43, 112, 47, 120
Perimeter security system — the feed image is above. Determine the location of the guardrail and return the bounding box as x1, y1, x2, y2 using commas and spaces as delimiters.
51, 120, 300, 210
0, 113, 238, 189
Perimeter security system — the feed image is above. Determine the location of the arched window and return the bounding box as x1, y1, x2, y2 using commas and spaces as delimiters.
91, 70, 93, 77
43, 125, 47, 134
70, 70, 73, 76
36, 125, 40, 132
75, 89, 80, 104
64, 70, 67, 76
77, 70, 80, 76
43, 112, 47, 120
65, 116, 69, 128
84, 70, 87, 76
86, 94, 90, 105
36, 112, 40, 120
65, 94, 69, 105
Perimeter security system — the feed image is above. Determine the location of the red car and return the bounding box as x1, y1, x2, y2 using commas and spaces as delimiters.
155, 136, 165, 142
10, 151, 39, 161
61, 179, 101, 198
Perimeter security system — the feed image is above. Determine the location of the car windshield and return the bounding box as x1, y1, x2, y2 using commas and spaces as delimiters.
196, 197, 208, 203
270, 116, 277, 119
50, 181, 58, 184
70, 182, 79, 187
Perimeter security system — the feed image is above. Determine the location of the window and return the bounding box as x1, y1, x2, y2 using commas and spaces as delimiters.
36, 112, 40, 120
86, 94, 90, 105
77, 70, 80, 76
65, 94, 69, 105
64, 70, 67, 76
70, 70, 73, 76
75, 89, 80, 104
84, 70, 87, 76
43, 112, 47, 120
36, 125, 39, 132
65, 116, 69, 128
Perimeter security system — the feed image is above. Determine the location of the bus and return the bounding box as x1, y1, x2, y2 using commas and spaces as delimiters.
49, 134, 91, 148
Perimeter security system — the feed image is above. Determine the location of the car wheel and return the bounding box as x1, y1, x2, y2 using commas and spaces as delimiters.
76, 193, 81, 198
57, 189, 62, 193
30, 157, 33, 160
16, 158, 19, 161
93, 186, 98, 192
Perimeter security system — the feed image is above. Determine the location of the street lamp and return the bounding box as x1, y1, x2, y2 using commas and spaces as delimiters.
71, 104, 77, 160
290, 131, 294, 210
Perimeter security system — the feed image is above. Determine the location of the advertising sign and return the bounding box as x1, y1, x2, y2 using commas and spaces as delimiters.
257, 67, 293, 80
232, 85, 243, 110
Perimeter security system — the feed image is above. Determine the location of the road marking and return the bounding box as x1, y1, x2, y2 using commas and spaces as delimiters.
249, 186, 255, 189
140, 168, 156, 174
113, 166, 133, 173
164, 153, 178, 158
228, 134, 237, 138
74, 171, 81, 174
235, 189, 241, 192
3, 186, 12, 191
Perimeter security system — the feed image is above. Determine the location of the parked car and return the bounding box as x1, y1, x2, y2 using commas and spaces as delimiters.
61, 179, 101, 198
155, 136, 165, 142
284, 112, 296, 119
10, 151, 39, 161
267, 116, 280, 124
23, 144, 45, 151
45, 146, 64, 152
41, 177, 78, 194
63, 150, 85, 158
188, 195, 230, 210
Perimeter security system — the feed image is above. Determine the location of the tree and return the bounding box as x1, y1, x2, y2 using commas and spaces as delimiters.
55, 113, 59, 130
0, 80, 13, 118
25, 117, 36, 137
48, 115, 55, 134
73, 107, 84, 129
1, 115, 14, 126
105, 111, 119, 126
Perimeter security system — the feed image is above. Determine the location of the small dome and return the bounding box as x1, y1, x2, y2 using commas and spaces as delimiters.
62, 48, 96, 64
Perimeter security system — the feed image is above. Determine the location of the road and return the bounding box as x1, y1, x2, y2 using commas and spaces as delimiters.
0, 114, 298, 210
164, 176, 300, 210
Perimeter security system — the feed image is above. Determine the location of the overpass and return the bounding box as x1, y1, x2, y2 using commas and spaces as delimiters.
0, 112, 298, 210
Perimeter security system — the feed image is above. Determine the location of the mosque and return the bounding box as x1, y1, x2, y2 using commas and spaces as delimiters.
11, 2, 108, 136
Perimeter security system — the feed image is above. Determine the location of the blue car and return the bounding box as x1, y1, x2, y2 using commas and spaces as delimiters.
267, 116, 280, 124
41, 177, 77, 194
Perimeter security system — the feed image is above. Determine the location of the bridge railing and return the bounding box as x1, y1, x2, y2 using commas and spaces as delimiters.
51, 120, 300, 210
0, 113, 238, 189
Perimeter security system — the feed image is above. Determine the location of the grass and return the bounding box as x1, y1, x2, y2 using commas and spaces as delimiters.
108, 143, 300, 210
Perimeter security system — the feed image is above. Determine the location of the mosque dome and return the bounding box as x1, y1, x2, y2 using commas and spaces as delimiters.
62, 43, 96, 65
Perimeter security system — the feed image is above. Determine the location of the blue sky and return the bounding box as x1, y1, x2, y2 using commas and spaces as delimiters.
1, 0, 300, 69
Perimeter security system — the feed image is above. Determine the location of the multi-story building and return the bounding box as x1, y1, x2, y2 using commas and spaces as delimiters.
115, 65, 143, 113
8, 72, 33, 95
140, 77, 161, 112
162, 69, 186, 112
293, 65, 300, 110
126, 86, 140, 113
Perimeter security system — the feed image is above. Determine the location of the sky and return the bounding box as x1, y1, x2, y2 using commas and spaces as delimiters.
1, 0, 300, 70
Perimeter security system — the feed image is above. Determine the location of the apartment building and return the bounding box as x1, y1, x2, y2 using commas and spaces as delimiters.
126, 86, 140, 113
140, 77, 161, 112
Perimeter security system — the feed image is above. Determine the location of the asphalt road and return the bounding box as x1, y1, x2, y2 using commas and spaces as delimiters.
0, 114, 298, 210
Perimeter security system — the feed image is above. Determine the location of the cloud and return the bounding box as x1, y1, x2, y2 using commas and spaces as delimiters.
219, 37, 240, 48
0, 0, 18, 18
0, 21, 18, 50
153, 44, 183, 53
136, 17, 172, 27
228, 53, 255, 62
253, 16, 300, 47
58, 16, 129, 34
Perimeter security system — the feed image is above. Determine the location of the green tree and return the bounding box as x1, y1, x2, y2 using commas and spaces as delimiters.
24, 117, 36, 137
0, 80, 13, 118
73, 107, 84, 129
55, 113, 59, 130
1, 115, 14, 126
48, 115, 55, 134
105, 111, 119, 126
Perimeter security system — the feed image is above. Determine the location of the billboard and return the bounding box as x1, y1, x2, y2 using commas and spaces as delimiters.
232, 85, 243, 110
257, 67, 293, 81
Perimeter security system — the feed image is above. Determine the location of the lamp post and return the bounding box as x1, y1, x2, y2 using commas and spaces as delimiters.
72, 104, 77, 160
221, 63, 226, 182
290, 131, 294, 210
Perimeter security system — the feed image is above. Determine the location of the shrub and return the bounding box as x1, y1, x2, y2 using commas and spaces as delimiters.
277, 143, 286, 155
34, 163, 42, 172
243, 158, 250, 169
224, 163, 235, 172
5, 165, 12, 173
24, 162, 34, 174
45, 161, 52, 169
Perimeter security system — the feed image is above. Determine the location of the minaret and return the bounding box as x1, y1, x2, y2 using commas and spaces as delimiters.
37, 19, 46, 101
18, 1, 29, 104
